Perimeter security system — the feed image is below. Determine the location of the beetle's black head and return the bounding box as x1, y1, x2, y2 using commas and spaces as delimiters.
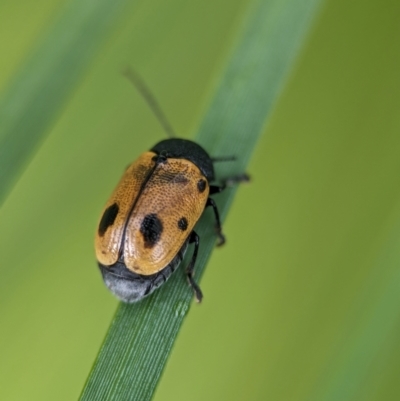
151, 138, 215, 181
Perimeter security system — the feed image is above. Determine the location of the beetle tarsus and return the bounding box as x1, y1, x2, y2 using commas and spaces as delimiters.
216, 231, 226, 247
225, 173, 250, 186
187, 277, 203, 303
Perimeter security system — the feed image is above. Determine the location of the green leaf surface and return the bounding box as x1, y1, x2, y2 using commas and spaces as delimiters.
3, 0, 399, 400
79, 0, 324, 400
0, 0, 133, 205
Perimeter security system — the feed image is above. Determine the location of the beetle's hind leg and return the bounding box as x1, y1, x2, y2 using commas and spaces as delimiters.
186, 231, 203, 303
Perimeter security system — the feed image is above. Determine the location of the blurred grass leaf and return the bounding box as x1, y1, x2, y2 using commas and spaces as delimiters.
79, 0, 324, 400
0, 0, 133, 206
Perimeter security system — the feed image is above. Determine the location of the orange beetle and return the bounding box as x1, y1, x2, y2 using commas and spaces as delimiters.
95, 70, 248, 303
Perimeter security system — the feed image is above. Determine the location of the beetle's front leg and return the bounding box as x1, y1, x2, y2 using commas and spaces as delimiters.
209, 173, 250, 195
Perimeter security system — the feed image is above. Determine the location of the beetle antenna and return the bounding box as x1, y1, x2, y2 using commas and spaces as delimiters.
211, 156, 237, 162
123, 66, 176, 139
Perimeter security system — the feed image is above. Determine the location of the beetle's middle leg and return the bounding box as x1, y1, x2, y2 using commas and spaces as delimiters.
206, 198, 225, 246
208, 173, 250, 246
186, 231, 202, 303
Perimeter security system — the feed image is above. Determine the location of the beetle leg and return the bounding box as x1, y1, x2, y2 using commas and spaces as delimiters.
206, 198, 225, 246
225, 173, 250, 186
186, 231, 203, 303
209, 185, 222, 195
209, 173, 250, 195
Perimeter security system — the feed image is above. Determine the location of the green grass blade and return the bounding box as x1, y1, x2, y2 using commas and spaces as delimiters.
79, 0, 324, 400
307, 214, 400, 401
0, 0, 133, 206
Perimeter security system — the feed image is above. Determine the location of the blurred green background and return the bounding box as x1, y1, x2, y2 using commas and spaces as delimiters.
1, 0, 400, 400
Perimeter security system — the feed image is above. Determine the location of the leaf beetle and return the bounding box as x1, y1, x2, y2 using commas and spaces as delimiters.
95, 68, 248, 303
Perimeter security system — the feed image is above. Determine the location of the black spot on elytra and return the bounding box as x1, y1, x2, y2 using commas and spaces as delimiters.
178, 217, 188, 231
140, 214, 163, 248
98, 203, 119, 236
197, 179, 207, 193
